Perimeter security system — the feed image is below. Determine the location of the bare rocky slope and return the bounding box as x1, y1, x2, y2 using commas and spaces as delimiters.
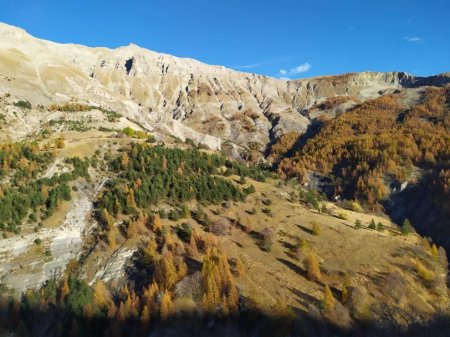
1, 22, 449, 151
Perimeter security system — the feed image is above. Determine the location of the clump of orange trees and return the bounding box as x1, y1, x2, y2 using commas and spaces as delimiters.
278, 88, 450, 211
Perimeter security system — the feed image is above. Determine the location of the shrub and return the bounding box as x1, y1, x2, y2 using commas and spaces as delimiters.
262, 198, 272, 206
259, 227, 274, 252
122, 127, 135, 137
211, 218, 231, 236
14, 100, 32, 109
355, 219, 363, 229
336, 212, 348, 220
168, 209, 180, 221
401, 219, 414, 235
159, 209, 168, 219
176, 222, 192, 242
262, 207, 272, 216
377, 222, 384, 231
135, 130, 147, 139
368, 219, 376, 230
340, 200, 363, 212
311, 221, 321, 236
321, 284, 336, 312
244, 185, 256, 194
34, 238, 42, 245
415, 260, 434, 285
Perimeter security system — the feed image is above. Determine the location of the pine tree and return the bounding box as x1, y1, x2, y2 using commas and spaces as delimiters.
341, 274, 351, 304
431, 244, 439, 262
127, 220, 138, 238
182, 204, 190, 218
188, 234, 198, 256
311, 221, 321, 236
227, 281, 239, 313
401, 219, 413, 235
140, 304, 151, 324
152, 214, 162, 232
116, 301, 126, 321
234, 257, 244, 276
322, 284, 336, 312
101, 208, 114, 229
126, 189, 137, 210
144, 236, 158, 264
422, 237, 431, 251
160, 291, 173, 320
121, 153, 129, 169
307, 251, 321, 281
154, 252, 178, 290
108, 228, 117, 250
94, 281, 108, 308
177, 260, 188, 280
107, 304, 117, 319
59, 278, 70, 302
142, 282, 159, 311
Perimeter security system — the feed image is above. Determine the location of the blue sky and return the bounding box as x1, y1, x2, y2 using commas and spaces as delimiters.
1, 0, 449, 79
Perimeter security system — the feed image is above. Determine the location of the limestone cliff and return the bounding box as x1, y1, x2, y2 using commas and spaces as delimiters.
0, 22, 449, 150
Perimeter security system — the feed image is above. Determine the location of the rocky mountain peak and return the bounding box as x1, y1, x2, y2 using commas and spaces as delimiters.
1, 22, 449, 151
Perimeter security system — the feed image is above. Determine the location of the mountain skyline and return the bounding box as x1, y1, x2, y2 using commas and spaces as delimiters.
2, 0, 449, 79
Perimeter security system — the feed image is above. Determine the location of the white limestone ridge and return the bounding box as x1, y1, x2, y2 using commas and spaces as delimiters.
0, 22, 448, 150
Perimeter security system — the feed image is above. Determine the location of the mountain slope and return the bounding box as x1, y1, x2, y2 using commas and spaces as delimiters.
2, 22, 449, 151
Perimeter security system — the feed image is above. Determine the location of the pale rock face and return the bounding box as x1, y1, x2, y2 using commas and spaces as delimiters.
0, 22, 449, 150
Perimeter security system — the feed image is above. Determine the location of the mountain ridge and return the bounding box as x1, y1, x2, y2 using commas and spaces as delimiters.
1, 22, 449, 151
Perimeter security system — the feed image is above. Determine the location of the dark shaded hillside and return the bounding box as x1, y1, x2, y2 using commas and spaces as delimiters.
1, 286, 449, 337
385, 173, 450, 254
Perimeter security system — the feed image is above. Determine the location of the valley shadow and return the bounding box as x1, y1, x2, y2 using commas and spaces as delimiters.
383, 172, 450, 259
2, 290, 450, 337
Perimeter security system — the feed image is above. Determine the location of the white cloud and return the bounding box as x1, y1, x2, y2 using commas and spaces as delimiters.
291, 63, 311, 74
404, 36, 423, 43
279, 77, 290, 81
233, 60, 273, 69
278, 62, 311, 78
